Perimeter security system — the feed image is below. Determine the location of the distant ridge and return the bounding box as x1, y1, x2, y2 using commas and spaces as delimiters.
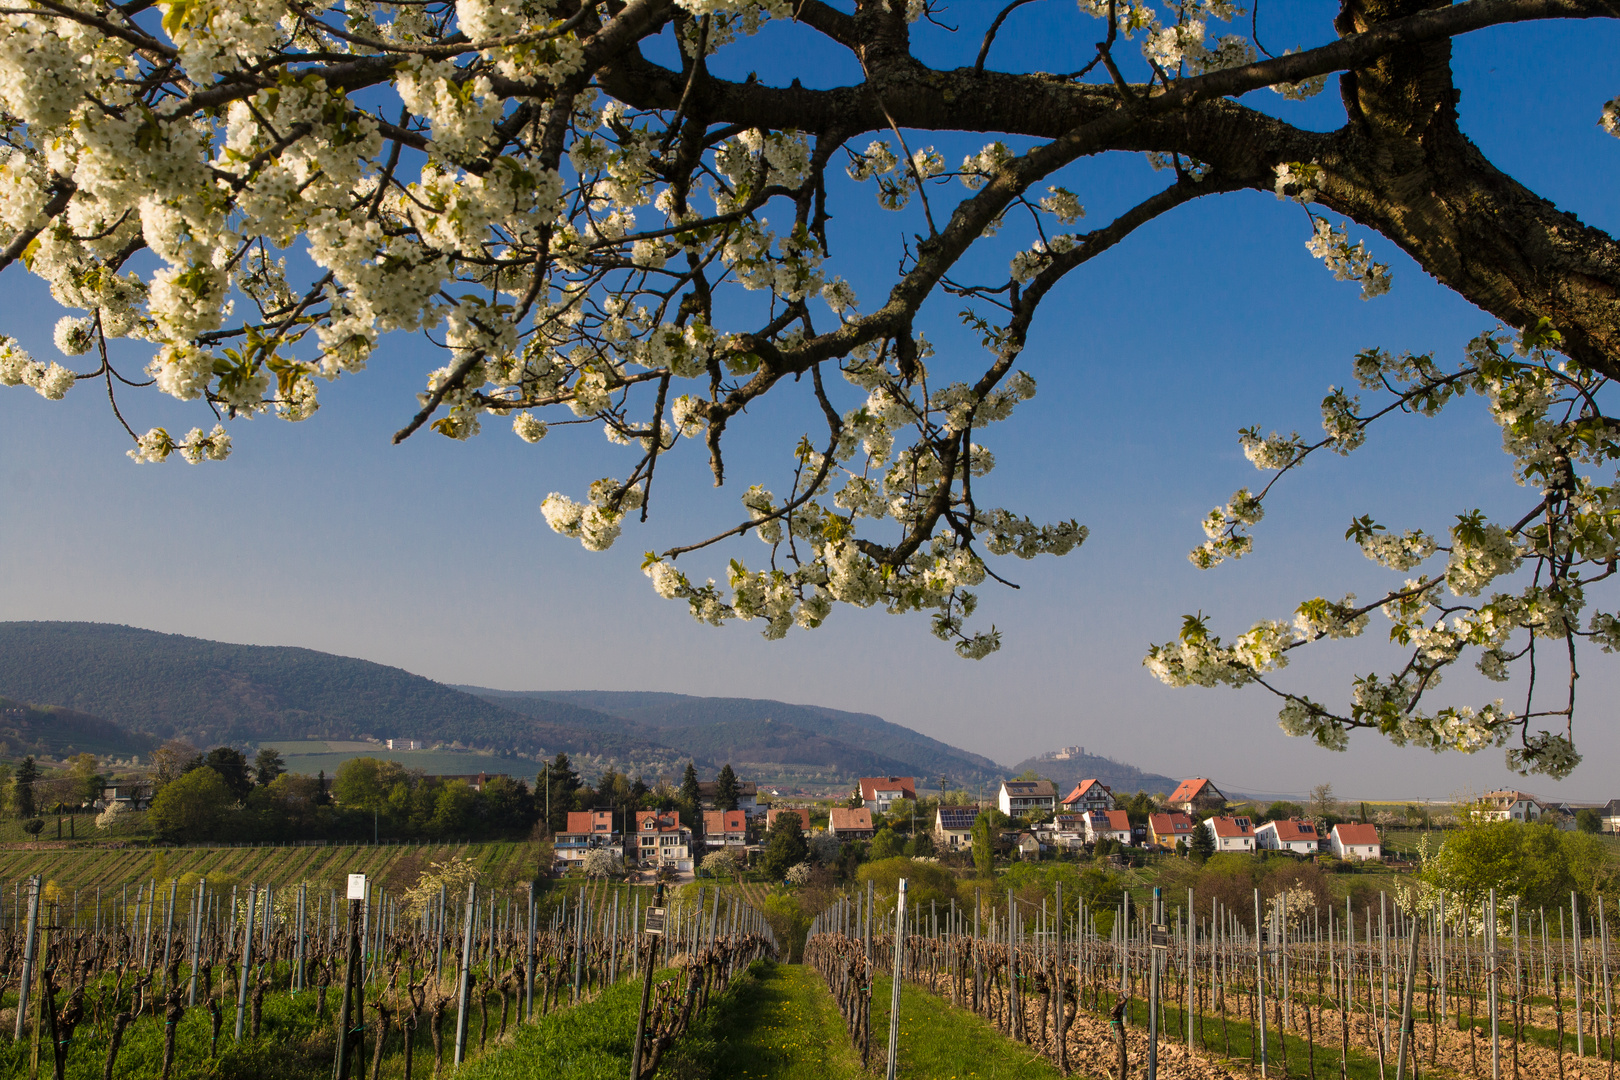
0, 622, 654, 757
458, 688, 1004, 785
0, 622, 1008, 785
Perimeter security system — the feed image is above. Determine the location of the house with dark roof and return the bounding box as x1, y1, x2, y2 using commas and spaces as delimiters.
697, 779, 761, 816
934, 806, 979, 849
998, 779, 1058, 817
1166, 778, 1227, 814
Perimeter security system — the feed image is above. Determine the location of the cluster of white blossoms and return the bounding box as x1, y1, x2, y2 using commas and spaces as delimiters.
127, 424, 232, 464
0, 337, 74, 399
1071, 0, 1251, 75
1305, 217, 1392, 299
1155, 320, 1616, 778
1602, 98, 1620, 137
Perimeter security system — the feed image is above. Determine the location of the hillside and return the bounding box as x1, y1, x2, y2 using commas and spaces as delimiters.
0, 622, 660, 759
1005, 747, 1182, 799
0, 695, 157, 760
463, 688, 1004, 784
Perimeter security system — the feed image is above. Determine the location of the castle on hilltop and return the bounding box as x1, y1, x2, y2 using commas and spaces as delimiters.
1043, 745, 1086, 761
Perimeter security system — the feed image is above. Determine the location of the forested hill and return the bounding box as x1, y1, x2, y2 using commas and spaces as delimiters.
0, 622, 655, 757
461, 688, 1004, 784
0, 695, 158, 760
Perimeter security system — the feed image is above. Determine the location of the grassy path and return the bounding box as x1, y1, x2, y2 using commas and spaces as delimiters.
695, 965, 1065, 1080
871, 975, 1067, 1080
697, 963, 867, 1080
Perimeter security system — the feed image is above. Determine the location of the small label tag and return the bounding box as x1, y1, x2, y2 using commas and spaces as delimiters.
347, 874, 367, 900
644, 907, 666, 934
1150, 924, 1171, 949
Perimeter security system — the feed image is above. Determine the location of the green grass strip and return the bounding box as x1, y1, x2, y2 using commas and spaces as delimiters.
869, 975, 1064, 1080
689, 962, 867, 1080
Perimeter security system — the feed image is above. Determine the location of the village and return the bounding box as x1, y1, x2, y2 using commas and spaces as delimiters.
550, 770, 1618, 880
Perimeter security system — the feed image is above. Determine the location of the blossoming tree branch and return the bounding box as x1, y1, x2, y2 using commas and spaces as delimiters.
0, 0, 1617, 775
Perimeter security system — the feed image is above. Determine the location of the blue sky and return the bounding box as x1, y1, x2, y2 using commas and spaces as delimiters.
2, 3, 1617, 799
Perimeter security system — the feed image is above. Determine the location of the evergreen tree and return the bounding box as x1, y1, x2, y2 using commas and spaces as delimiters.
254, 747, 286, 787
678, 761, 701, 806
204, 747, 254, 802
1190, 821, 1216, 862
540, 752, 581, 833
14, 756, 36, 818
762, 813, 808, 879
315, 769, 331, 805
715, 763, 740, 812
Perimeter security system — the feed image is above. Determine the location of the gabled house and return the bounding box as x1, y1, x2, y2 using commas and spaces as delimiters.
1166, 778, 1227, 815
555, 809, 619, 866
96, 782, 152, 810
935, 806, 978, 849
856, 777, 916, 814
1083, 809, 1133, 846
1601, 798, 1620, 834
701, 809, 748, 849
766, 807, 812, 832
632, 809, 694, 872
1015, 832, 1042, 859
1061, 779, 1114, 815
829, 806, 876, 840
1203, 815, 1256, 852
999, 779, 1058, 817
1475, 790, 1548, 823
1255, 818, 1319, 855
697, 779, 761, 817
1148, 811, 1197, 850
1329, 823, 1381, 861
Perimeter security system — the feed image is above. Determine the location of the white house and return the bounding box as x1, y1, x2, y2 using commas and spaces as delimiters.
1602, 799, 1620, 834
1329, 822, 1381, 860
1475, 790, 1548, 823
1083, 809, 1133, 846
1202, 816, 1256, 852
698, 780, 762, 817
857, 777, 916, 814
999, 779, 1058, 817
1052, 813, 1088, 849
1255, 818, 1320, 855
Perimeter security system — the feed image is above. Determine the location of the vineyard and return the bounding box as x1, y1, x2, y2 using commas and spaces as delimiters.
808, 880, 1619, 1080
0, 862, 775, 1080
0, 841, 540, 896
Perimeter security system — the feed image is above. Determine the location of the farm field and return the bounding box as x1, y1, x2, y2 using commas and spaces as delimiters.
0, 839, 542, 894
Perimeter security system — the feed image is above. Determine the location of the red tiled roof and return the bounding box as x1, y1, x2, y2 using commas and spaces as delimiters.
1333, 823, 1380, 846
1265, 818, 1319, 842
1149, 812, 1196, 836
858, 777, 916, 801
1207, 816, 1255, 838
565, 811, 595, 834
1167, 778, 1217, 805
1087, 809, 1130, 833
1063, 779, 1110, 803
703, 810, 747, 834
635, 809, 684, 833
830, 807, 874, 832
